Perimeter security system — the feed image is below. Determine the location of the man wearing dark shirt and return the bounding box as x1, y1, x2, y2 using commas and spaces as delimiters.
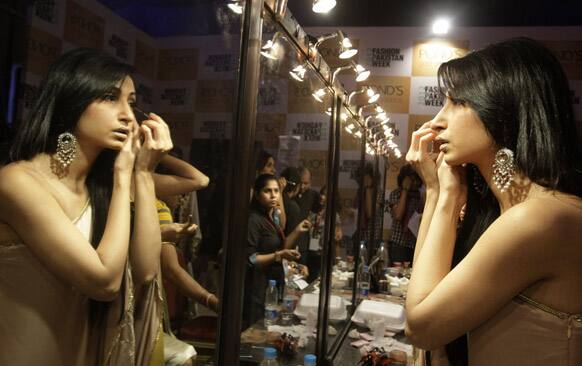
293, 167, 322, 264
280, 167, 302, 236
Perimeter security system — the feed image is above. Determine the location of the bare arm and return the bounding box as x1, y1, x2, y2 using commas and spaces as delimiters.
161, 244, 218, 311
153, 155, 209, 197
0, 168, 132, 301
391, 189, 408, 221
284, 219, 311, 249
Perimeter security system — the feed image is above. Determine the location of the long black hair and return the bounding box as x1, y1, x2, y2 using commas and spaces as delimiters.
10, 48, 134, 323
437, 37, 582, 366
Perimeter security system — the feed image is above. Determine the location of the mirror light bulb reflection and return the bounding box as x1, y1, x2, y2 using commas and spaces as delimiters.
339, 47, 358, 59
289, 65, 307, 81
312, 0, 337, 13
260, 40, 278, 60
355, 64, 370, 81
227, 2, 243, 14
312, 88, 326, 102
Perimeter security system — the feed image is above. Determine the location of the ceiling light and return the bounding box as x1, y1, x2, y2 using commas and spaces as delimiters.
227, 2, 243, 14
432, 18, 450, 35
325, 107, 332, 116
312, 0, 337, 13
312, 88, 326, 103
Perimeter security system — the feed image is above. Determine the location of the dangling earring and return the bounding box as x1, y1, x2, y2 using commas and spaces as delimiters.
492, 147, 516, 192
55, 132, 77, 169
472, 165, 487, 196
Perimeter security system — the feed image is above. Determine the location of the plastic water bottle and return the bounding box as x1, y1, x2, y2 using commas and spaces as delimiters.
304, 354, 317, 366
259, 347, 279, 366
359, 240, 368, 265
376, 241, 389, 271
358, 265, 370, 297
264, 280, 279, 326
272, 208, 281, 228
280, 284, 297, 326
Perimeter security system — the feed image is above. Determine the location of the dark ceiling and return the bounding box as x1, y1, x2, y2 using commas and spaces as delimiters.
97, 0, 582, 37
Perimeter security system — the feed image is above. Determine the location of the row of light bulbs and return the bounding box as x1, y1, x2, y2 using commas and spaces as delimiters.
229, 0, 399, 158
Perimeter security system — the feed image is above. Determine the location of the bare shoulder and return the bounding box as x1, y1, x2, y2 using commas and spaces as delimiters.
498, 192, 582, 252
0, 163, 55, 220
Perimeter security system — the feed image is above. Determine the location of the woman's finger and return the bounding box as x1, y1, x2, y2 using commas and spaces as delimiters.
418, 131, 436, 157
140, 124, 153, 146
410, 128, 434, 152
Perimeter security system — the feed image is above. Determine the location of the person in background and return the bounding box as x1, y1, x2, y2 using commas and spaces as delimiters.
255, 150, 286, 230
293, 167, 322, 265
306, 185, 343, 282
244, 174, 311, 327
387, 164, 424, 267
404, 38, 582, 365
280, 166, 302, 235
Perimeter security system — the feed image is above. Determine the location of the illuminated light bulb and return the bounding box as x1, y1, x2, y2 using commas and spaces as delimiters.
289, 65, 306, 81
340, 112, 348, 121
325, 107, 332, 116
432, 18, 450, 35
355, 64, 370, 82
312, 0, 337, 13
354, 130, 362, 138
312, 88, 326, 103
227, 2, 243, 14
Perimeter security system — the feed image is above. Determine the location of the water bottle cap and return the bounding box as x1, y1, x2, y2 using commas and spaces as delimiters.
264, 347, 277, 358
269, 279, 277, 287
304, 354, 317, 364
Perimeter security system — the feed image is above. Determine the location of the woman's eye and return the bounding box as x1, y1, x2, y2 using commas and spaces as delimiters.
102, 94, 117, 102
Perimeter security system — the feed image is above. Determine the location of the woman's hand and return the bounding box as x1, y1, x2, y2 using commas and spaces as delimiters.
436, 152, 467, 211
406, 121, 439, 191
161, 222, 198, 243
277, 176, 287, 191
113, 120, 139, 178
294, 219, 312, 233
278, 249, 301, 261
134, 112, 173, 173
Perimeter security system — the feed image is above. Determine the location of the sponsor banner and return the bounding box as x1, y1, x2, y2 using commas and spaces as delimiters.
360, 39, 412, 76
298, 150, 328, 188
16, 73, 43, 124
162, 113, 195, 148
195, 79, 235, 113
543, 41, 582, 80
26, 26, 62, 77
134, 40, 157, 79
256, 113, 287, 149
158, 48, 198, 81
288, 81, 331, 114
338, 150, 362, 190
407, 114, 434, 147
409, 76, 442, 115
258, 77, 288, 114
64, 0, 105, 49
193, 113, 233, 140
104, 17, 133, 63
31, 0, 65, 35
285, 113, 331, 150
199, 48, 238, 79
132, 75, 155, 111
412, 39, 469, 76
156, 81, 196, 113
359, 76, 410, 114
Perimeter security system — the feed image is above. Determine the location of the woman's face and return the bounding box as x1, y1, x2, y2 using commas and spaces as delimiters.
256, 179, 280, 209
75, 76, 137, 151
430, 97, 495, 166
259, 157, 276, 175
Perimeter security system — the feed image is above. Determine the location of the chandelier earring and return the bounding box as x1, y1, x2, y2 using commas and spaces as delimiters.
492, 147, 516, 193
471, 165, 487, 196
55, 132, 77, 169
